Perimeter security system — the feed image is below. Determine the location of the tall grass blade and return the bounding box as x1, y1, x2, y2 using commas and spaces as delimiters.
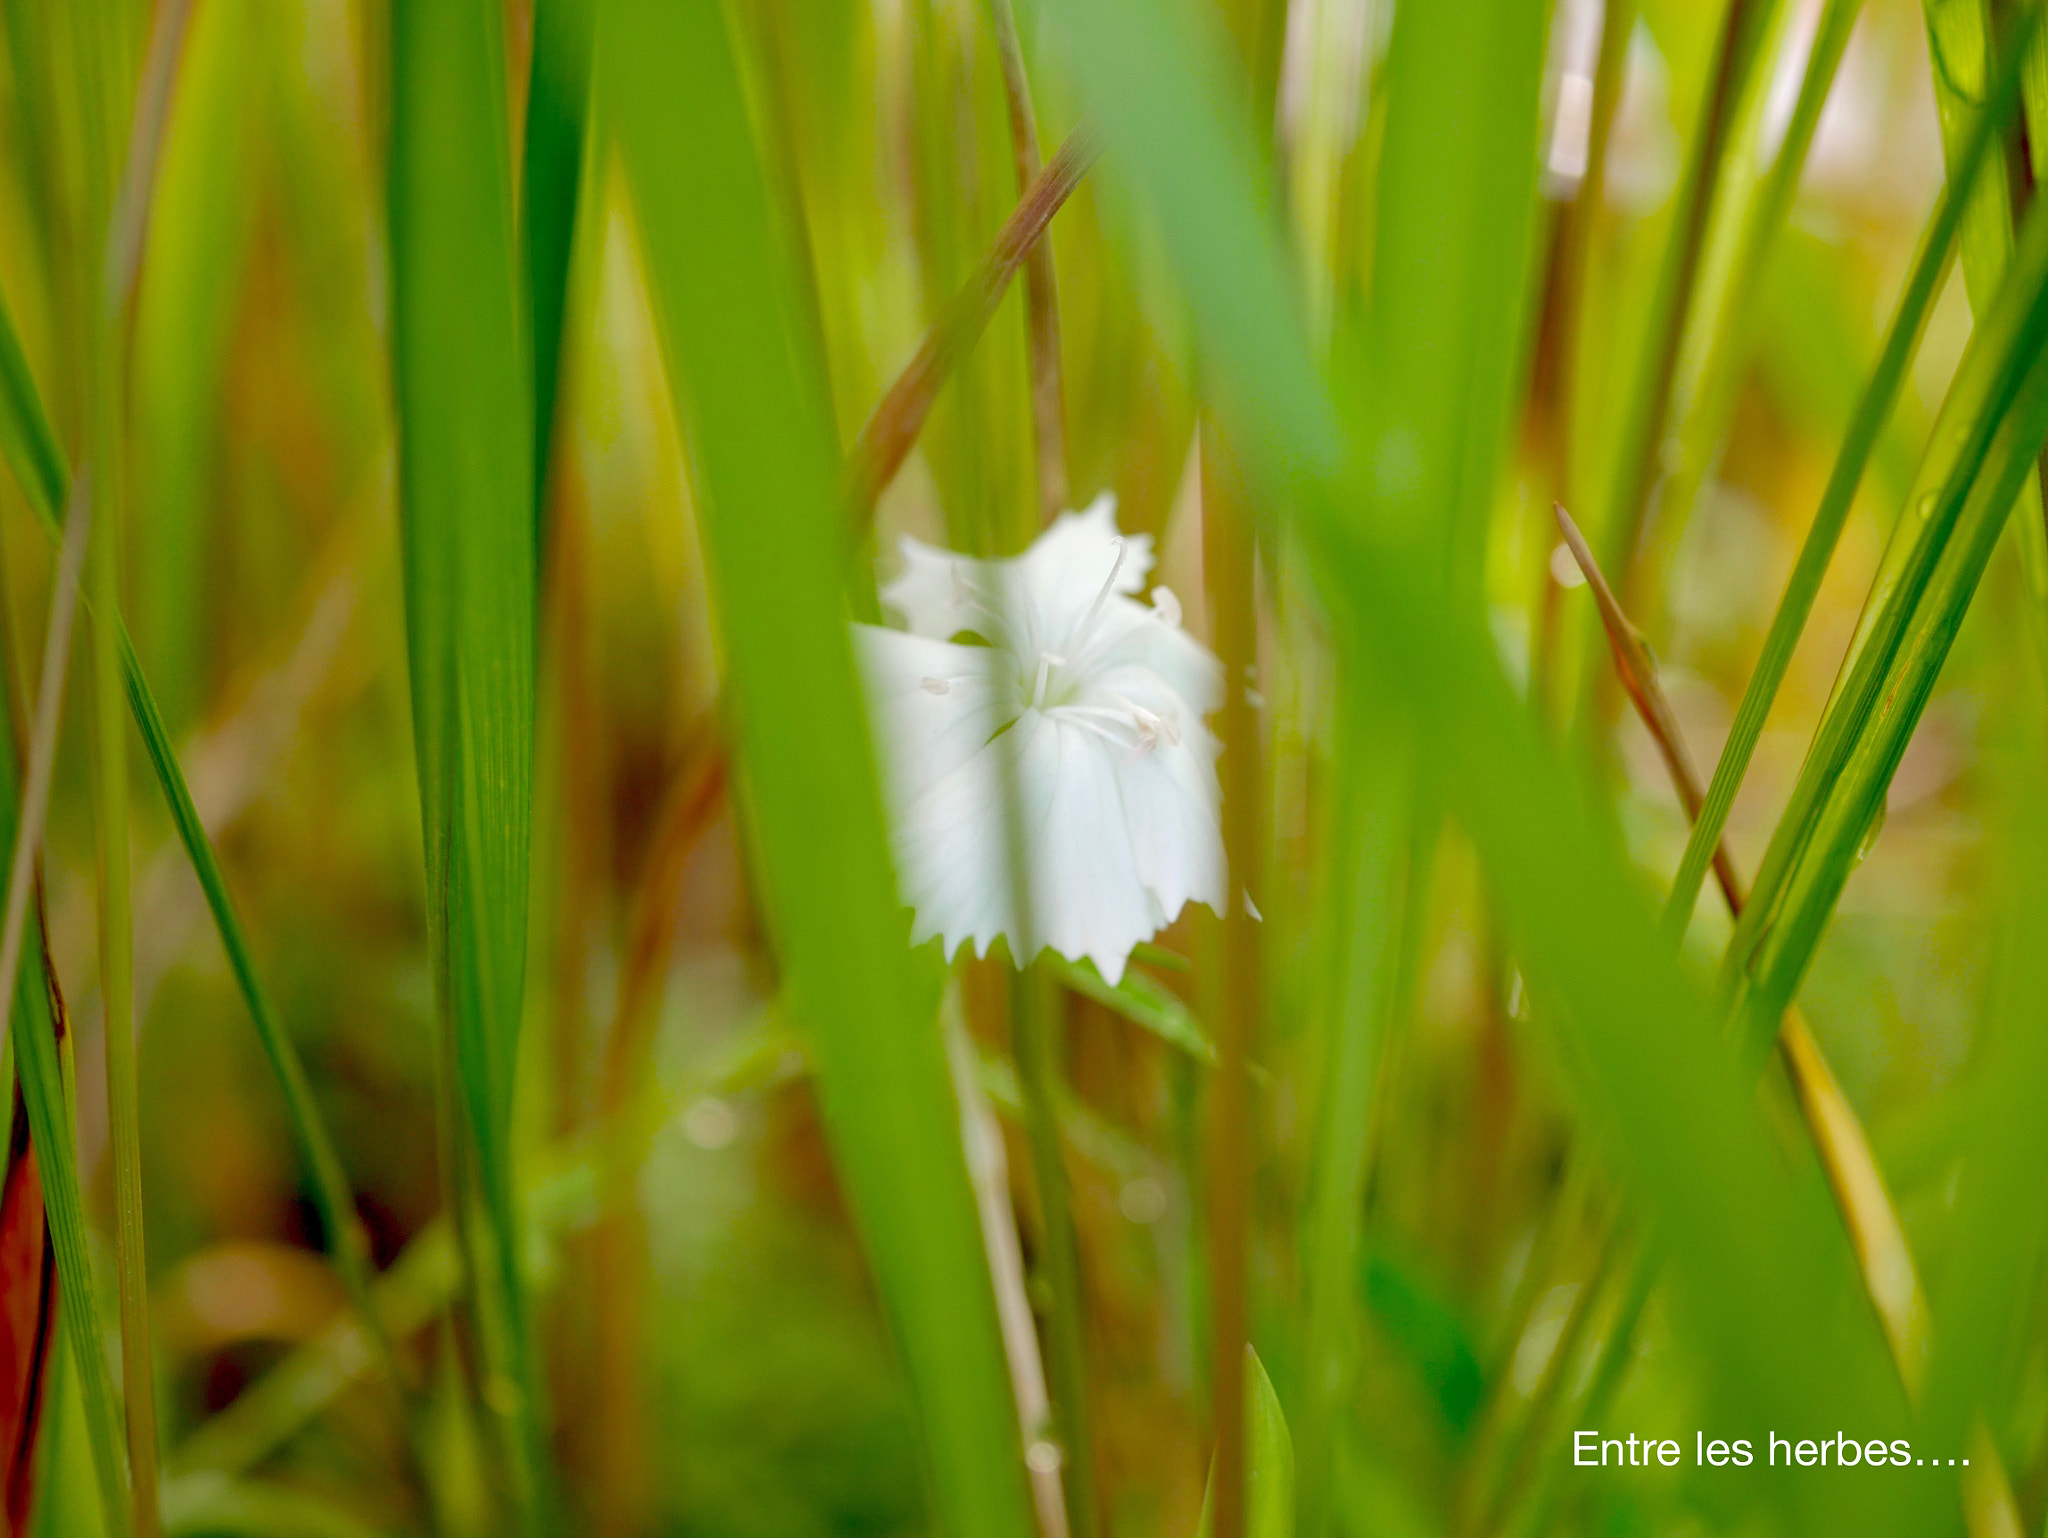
387, 0, 546, 1522
608, 3, 1037, 1536
1294, 0, 1542, 1521
75, 2, 164, 1522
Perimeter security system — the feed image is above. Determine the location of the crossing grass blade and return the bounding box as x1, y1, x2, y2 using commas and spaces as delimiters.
1663, 15, 2038, 936
607, 3, 1037, 1535
1040, 0, 1908, 1526
386, 0, 546, 1523
1739, 331, 2048, 1049
0, 269, 405, 1428
1725, 189, 2048, 1033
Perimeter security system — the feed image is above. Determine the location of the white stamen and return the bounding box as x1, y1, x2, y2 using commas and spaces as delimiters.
1031, 651, 1066, 709
1150, 585, 1182, 628
1074, 538, 1127, 651
920, 676, 951, 695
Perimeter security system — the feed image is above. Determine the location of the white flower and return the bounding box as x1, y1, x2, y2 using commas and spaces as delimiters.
854, 495, 1226, 985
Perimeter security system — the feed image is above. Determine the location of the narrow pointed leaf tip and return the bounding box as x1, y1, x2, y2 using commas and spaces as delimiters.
855, 495, 1227, 983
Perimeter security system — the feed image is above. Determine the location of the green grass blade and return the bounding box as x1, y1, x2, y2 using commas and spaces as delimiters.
0, 301, 65, 523
1195, 1349, 1293, 1538
1290, 2, 1544, 1512
1355, 0, 1546, 597
1724, 189, 2048, 1005
0, 284, 407, 1425
522, 0, 596, 526
1042, 3, 1906, 1523
1663, 20, 2038, 935
1917, 0, 2048, 636
607, 3, 1037, 1535
386, 0, 545, 1522
0, 484, 127, 1538
1739, 305, 2048, 1046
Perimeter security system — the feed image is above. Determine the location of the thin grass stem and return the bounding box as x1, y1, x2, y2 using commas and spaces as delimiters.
1199, 429, 1260, 1538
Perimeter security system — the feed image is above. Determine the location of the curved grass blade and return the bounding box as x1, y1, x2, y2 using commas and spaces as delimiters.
1043, 2, 1907, 1525
387, 0, 546, 1523
608, 3, 1038, 1536
1667, 4, 2045, 936
0, 282, 408, 1429
1044, 954, 1215, 1064
1194, 1348, 1292, 1538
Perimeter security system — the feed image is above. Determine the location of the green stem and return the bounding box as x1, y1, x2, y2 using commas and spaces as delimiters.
76, 3, 162, 1525
93, 468, 161, 1538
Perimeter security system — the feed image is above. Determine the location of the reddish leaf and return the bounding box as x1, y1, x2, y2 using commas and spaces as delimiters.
0, 1090, 56, 1535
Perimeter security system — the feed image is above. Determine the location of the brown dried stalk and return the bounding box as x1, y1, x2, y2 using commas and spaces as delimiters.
843, 122, 1100, 524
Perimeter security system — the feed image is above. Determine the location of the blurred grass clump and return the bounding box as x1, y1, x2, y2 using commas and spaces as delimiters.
0, 0, 2047, 1536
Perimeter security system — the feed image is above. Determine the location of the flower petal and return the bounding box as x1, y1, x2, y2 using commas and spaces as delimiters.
852, 625, 1014, 812
1013, 495, 1156, 657
1017, 715, 1160, 984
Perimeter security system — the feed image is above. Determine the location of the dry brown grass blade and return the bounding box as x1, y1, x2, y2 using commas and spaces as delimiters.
1553, 501, 1929, 1390
843, 122, 1100, 522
